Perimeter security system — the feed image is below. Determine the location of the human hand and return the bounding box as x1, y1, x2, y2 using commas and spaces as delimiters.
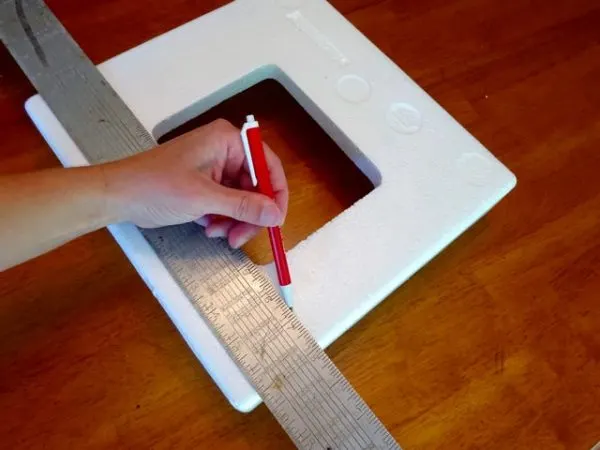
103, 119, 288, 248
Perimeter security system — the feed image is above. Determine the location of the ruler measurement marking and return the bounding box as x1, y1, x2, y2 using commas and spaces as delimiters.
228, 289, 348, 448
208, 250, 340, 445
214, 254, 370, 448
228, 277, 373, 447
252, 311, 366, 448
234, 310, 337, 446
204, 263, 325, 445
281, 343, 360, 449
224, 274, 372, 447
210, 249, 349, 446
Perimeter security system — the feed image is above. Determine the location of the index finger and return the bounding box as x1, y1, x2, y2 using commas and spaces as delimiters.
262, 142, 289, 218
216, 120, 289, 217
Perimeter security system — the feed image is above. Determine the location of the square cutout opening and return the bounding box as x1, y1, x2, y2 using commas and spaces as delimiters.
158, 73, 378, 264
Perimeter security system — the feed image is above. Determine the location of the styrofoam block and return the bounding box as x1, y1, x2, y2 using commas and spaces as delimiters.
25, 0, 516, 412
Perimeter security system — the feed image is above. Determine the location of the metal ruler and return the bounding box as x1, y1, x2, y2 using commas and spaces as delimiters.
0, 1, 401, 448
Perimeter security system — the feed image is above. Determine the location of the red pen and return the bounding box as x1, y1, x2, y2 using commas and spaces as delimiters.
241, 115, 294, 309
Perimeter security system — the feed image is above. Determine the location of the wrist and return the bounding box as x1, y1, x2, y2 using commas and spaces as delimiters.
96, 163, 130, 225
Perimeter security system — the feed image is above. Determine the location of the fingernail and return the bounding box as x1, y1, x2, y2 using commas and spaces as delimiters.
207, 227, 228, 238
260, 203, 282, 227
231, 236, 245, 249
195, 218, 209, 227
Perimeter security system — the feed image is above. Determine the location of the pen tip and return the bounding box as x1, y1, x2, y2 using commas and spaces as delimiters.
280, 284, 293, 309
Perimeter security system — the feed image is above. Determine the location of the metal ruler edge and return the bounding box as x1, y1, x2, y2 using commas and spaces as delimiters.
0, 1, 401, 448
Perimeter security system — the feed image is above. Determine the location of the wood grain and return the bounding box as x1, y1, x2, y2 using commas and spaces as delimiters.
1, 0, 600, 448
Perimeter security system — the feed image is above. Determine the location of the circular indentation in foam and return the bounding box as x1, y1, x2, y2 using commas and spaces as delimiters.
387, 103, 422, 134
458, 153, 492, 186
277, 0, 303, 7
336, 74, 371, 103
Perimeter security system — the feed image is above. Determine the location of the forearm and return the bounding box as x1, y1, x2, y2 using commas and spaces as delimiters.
0, 166, 116, 270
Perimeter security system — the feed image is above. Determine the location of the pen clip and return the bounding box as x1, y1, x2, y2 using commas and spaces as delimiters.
241, 115, 259, 187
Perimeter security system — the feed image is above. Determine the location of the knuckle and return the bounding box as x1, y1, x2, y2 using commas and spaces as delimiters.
236, 194, 251, 221
212, 118, 234, 131
209, 119, 239, 146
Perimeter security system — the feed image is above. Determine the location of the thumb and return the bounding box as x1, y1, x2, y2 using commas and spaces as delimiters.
204, 184, 283, 227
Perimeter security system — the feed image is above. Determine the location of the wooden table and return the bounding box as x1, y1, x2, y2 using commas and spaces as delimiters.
1, 1, 599, 448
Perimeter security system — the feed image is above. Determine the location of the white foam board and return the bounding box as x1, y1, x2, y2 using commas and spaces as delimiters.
25, 0, 516, 412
